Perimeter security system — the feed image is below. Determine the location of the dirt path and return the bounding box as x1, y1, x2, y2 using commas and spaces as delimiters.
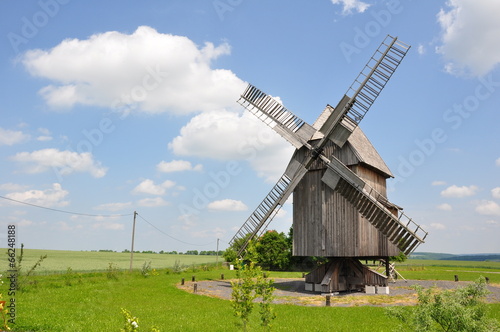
178, 278, 500, 307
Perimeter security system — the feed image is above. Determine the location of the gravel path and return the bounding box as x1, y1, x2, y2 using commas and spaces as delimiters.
178, 278, 500, 307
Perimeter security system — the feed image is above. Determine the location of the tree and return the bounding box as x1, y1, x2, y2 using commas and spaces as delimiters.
253, 230, 290, 271
386, 277, 499, 331
231, 259, 276, 331
390, 251, 407, 263
223, 234, 255, 264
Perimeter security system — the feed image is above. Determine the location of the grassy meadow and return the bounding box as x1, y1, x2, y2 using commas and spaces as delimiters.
1, 249, 219, 274
0, 249, 499, 331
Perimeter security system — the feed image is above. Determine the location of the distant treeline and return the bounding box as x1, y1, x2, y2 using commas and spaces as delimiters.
441, 255, 500, 262
410, 252, 500, 262
97, 249, 224, 255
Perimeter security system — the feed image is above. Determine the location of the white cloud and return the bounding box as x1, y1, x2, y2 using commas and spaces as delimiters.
36, 135, 52, 142
275, 209, 287, 218
437, 203, 452, 211
92, 222, 124, 230
5, 183, 69, 207
10, 148, 107, 178
440, 185, 478, 198
18, 219, 34, 227
331, 0, 370, 15
436, 0, 500, 76
94, 202, 133, 212
36, 127, 53, 141
430, 223, 446, 230
207, 199, 248, 211
496, 157, 500, 167
57, 221, 73, 231
137, 197, 169, 207
21, 26, 246, 114
169, 109, 294, 181
156, 160, 203, 173
191, 226, 227, 239
132, 179, 175, 195
0, 183, 29, 192
0, 127, 30, 146
492, 187, 500, 199
486, 219, 498, 225
432, 180, 446, 186
417, 44, 426, 55
475, 200, 500, 216
179, 214, 198, 230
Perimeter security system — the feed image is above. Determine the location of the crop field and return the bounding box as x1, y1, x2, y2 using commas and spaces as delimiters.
1, 250, 499, 331
1, 249, 218, 274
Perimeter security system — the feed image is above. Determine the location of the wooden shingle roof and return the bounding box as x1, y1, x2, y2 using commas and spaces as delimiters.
311, 105, 393, 178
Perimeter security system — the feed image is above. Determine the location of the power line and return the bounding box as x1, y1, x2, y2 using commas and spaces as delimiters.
136, 213, 215, 247
1, 195, 217, 248
0, 195, 133, 218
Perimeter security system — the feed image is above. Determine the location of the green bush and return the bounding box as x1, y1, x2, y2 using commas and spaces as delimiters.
386, 277, 499, 331
231, 260, 276, 331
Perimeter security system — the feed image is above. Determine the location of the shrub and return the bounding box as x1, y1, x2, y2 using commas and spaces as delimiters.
120, 308, 160, 332
141, 261, 152, 277
106, 263, 119, 280
231, 260, 276, 331
386, 277, 500, 331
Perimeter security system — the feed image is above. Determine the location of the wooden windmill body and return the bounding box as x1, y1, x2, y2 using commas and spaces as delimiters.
229, 36, 428, 293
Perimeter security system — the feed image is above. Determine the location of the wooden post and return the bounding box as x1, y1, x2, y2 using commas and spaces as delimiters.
454, 275, 459, 282
193, 283, 197, 293
325, 295, 331, 306
181, 278, 185, 285
192, 275, 196, 282
129, 211, 137, 272
221, 273, 224, 280
216, 238, 219, 268
385, 257, 390, 277
485, 277, 490, 284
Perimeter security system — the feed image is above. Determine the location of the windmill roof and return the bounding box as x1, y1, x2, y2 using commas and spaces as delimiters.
312, 106, 393, 178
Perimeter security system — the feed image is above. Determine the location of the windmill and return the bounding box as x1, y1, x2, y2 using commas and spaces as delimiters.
229, 35, 428, 293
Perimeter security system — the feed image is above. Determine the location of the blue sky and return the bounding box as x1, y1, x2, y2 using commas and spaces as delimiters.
1, 0, 499, 254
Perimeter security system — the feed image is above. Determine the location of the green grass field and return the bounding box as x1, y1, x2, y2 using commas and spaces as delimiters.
396, 259, 500, 283
1, 251, 499, 331
1, 248, 219, 274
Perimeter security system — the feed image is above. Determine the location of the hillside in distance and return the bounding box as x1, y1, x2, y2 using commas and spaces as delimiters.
410, 252, 500, 262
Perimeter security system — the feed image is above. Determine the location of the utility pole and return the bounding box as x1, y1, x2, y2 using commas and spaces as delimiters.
216, 238, 219, 267
129, 211, 137, 272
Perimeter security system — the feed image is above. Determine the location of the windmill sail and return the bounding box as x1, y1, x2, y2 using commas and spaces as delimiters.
320, 35, 410, 148
238, 85, 316, 149
229, 165, 307, 256
231, 35, 427, 259
320, 154, 428, 255
313, 36, 426, 255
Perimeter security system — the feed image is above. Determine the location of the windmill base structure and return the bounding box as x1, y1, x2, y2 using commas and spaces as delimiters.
229, 35, 428, 293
